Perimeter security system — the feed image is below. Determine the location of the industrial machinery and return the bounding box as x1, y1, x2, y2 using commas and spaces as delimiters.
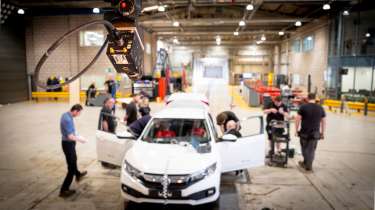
33, 0, 144, 90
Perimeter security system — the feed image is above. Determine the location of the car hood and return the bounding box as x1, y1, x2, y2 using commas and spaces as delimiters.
125, 141, 215, 175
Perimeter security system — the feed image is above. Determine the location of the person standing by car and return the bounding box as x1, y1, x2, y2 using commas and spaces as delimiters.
128, 106, 152, 138
216, 111, 240, 134
295, 93, 326, 172
124, 94, 142, 126
99, 98, 117, 133
59, 104, 87, 197
264, 96, 289, 157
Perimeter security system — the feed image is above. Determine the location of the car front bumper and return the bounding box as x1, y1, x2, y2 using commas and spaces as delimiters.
120, 170, 220, 205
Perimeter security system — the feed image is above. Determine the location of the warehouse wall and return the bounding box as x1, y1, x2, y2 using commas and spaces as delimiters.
25, 15, 114, 90
0, 16, 28, 104
278, 19, 329, 93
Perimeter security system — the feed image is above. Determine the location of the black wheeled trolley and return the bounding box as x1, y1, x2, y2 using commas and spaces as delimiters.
267, 120, 294, 167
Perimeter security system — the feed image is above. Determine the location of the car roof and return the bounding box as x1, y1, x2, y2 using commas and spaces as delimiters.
153, 107, 207, 119
167, 100, 209, 110
166, 93, 209, 105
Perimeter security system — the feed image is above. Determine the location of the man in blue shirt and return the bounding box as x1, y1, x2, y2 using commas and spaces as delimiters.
59, 104, 88, 197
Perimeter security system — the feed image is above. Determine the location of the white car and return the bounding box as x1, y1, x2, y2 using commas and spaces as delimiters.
96, 96, 265, 206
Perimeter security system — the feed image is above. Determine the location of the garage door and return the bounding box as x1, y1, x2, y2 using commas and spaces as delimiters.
0, 17, 28, 104
204, 66, 223, 78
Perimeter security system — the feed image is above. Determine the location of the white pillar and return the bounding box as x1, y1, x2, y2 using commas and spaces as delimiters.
69, 79, 80, 105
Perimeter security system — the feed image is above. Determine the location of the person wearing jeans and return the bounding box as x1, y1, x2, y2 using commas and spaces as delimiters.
59, 104, 88, 197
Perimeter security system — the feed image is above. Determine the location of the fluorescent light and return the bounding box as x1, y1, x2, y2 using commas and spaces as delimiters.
246, 4, 254, 11
366, 33, 371, 38
17, 8, 24, 15
278, 31, 285, 36
173, 21, 179, 27
142, 5, 159, 12
93, 8, 100, 14
239, 20, 245, 26
295, 21, 302, 27
233, 31, 239, 36
261, 35, 266, 41
158, 5, 165, 12
323, 3, 331, 10
343, 10, 349, 16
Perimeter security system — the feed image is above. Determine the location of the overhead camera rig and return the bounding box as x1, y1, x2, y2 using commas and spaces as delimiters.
33, 0, 144, 90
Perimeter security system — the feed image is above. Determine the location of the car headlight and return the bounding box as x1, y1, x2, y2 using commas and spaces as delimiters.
190, 162, 217, 182
124, 161, 142, 179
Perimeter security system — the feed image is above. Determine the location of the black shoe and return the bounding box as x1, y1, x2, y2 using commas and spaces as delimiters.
298, 161, 306, 169
76, 171, 87, 182
59, 189, 76, 197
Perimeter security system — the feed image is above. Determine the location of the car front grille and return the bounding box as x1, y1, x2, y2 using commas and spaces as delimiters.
138, 173, 196, 190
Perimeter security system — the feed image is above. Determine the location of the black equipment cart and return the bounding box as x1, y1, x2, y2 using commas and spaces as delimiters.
267, 120, 294, 167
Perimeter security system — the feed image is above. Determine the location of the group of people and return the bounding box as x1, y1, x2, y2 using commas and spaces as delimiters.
264, 93, 326, 172
58, 91, 326, 197
98, 93, 151, 138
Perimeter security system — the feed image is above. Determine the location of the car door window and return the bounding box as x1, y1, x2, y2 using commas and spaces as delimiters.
208, 114, 219, 140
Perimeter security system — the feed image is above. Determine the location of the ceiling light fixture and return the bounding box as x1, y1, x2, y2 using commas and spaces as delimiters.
93, 8, 100, 14
343, 10, 349, 16
158, 5, 165, 12
256, 40, 262, 45
234, 31, 239, 36
365, 33, 371, 38
323, 3, 331, 10
173, 21, 180, 27
239, 20, 245, 26
278, 31, 285, 36
295, 21, 302, 27
17, 8, 24, 15
261, 35, 266, 41
246, 4, 254, 11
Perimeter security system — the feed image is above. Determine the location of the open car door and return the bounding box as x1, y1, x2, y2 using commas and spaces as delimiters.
96, 130, 135, 166
218, 116, 266, 173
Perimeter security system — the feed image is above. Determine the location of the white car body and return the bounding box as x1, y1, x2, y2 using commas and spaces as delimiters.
96, 94, 265, 205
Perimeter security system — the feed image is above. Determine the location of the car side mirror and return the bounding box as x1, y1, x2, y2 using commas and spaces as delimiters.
116, 130, 136, 140
220, 134, 238, 142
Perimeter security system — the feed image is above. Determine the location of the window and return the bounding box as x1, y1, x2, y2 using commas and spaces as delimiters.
303, 35, 314, 52
141, 118, 211, 144
79, 30, 105, 46
292, 39, 301, 52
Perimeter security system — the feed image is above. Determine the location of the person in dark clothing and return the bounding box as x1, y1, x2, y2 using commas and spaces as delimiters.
264, 96, 289, 156
128, 107, 151, 137
59, 104, 87, 197
99, 98, 117, 133
216, 111, 240, 134
124, 94, 142, 126
295, 93, 326, 172
85, 83, 97, 106
104, 78, 116, 98
46, 77, 53, 92
225, 120, 242, 138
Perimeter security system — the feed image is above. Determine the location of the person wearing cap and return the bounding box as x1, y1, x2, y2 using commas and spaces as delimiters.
264, 96, 289, 157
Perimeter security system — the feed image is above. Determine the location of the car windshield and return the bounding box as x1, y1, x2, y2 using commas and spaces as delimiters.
141, 118, 210, 145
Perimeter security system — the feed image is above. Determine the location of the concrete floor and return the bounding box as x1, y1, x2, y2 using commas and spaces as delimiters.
0, 82, 374, 210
